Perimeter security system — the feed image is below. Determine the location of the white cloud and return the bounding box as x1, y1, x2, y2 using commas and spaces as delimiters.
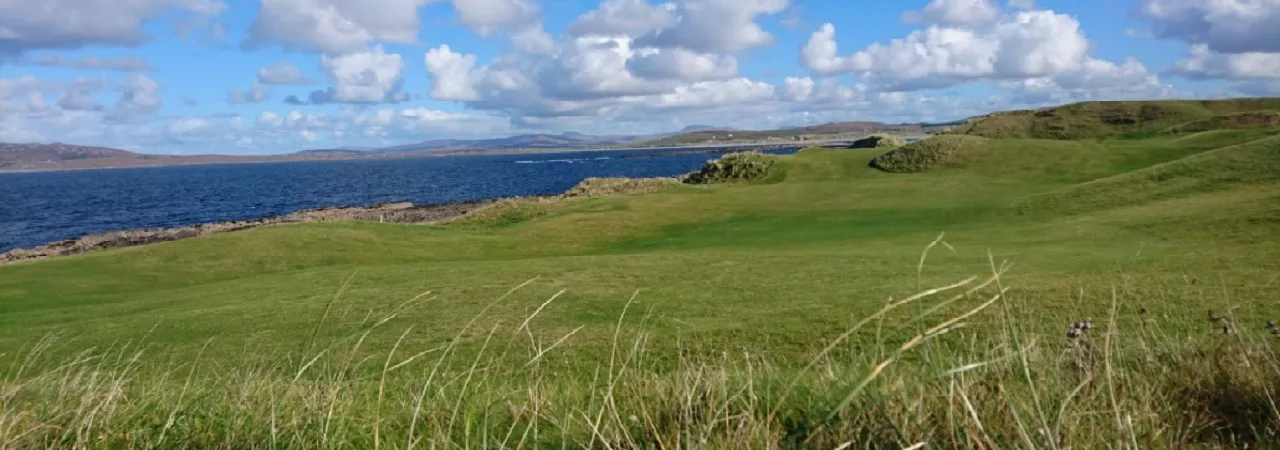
420, 36, 786, 128
801, 23, 864, 76
781, 77, 815, 102
246, 0, 432, 54
450, 0, 539, 36
58, 77, 108, 111
626, 48, 738, 81
567, 0, 678, 37
316, 47, 405, 103
510, 26, 556, 55
24, 92, 61, 118
111, 74, 162, 120
425, 45, 480, 101
1220, 80, 1280, 96
0, 0, 224, 54
227, 82, 270, 104
24, 55, 154, 71
640, 78, 776, 111
257, 62, 312, 85
634, 0, 789, 53
167, 117, 215, 136
1173, 44, 1280, 80
448, 0, 554, 54
1000, 57, 1175, 103
804, 23, 998, 83
901, 0, 1000, 27
1008, 0, 1035, 10
1137, 0, 1280, 54
803, 11, 1131, 92
257, 111, 283, 129
540, 37, 658, 99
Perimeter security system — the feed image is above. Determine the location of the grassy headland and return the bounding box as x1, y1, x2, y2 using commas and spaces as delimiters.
1, 99, 1278, 448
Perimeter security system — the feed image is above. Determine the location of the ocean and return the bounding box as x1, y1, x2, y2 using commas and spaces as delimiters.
0, 147, 799, 252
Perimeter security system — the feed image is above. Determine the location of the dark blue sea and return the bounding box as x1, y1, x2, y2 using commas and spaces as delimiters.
0, 147, 799, 252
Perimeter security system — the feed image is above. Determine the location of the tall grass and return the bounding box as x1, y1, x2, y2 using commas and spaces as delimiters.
2, 247, 1277, 449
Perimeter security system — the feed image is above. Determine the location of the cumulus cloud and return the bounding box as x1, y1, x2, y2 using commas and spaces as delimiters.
634, 0, 789, 53
110, 74, 162, 121
901, 0, 1000, 27
567, 0, 678, 37
310, 47, 406, 103
256, 111, 285, 129
227, 82, 271, 104
58, 77, 108, 111
801, 9, 1158, 94
1008, 0, 1035, 10
166, 117, 215, 138
24, 55, 154, 71
245, 0, 432, 54
257, 61, 312, 85
626, 48, 738, 81
999, 57, 1176, 104
1137, 0, 1280, 54
0, 0, 224, 55
425, 45, 480, 101
1172, 44, 1280, 80
638, 78, 775, 111
451, 0, 539, 36
781, 77, 815, 102
423, 36, 783, 127
452, 0, 555, 54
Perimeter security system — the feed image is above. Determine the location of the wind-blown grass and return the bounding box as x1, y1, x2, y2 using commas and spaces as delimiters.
2, 246, 1277, 449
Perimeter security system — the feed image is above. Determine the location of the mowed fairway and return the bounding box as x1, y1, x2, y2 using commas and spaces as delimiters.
1, 105, 1278, 448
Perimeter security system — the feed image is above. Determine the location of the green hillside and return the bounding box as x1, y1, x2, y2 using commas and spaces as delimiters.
952, 97, 1280, 139
1, 101, 1278, 448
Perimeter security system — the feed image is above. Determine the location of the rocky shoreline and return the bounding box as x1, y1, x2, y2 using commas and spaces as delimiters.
0, 175, 690, 265
0, 200, 510, 265
0, 149, 785, 265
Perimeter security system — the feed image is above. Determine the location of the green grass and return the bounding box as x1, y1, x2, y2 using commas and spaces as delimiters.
953, 97, 1280, 139
2, 118, 1279, 448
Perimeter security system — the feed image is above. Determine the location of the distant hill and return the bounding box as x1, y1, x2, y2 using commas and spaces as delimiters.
372, 132, 650, 153
630, 121, 930, 147
293, 149, 370, 156
0, 143, 366, 172
949, 98, 1280, 139
0, 115, 988, 172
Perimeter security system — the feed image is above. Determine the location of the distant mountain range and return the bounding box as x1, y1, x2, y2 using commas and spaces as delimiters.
0, 121, 957, 172
370, 125, 725, 153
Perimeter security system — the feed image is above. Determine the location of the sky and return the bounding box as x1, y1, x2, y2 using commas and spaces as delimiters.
0, 0, 1277, 155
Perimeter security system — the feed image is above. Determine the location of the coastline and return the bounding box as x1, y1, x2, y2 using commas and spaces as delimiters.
0, 144, 818, 265
0, 141, 829, 174
0, 197, 512, 265
0, 173, 699, 265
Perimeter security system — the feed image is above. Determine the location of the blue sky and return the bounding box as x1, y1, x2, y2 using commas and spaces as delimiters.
1, 0, 1277, 154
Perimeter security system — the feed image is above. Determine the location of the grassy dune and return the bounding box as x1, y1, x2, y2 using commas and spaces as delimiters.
1, 100, 1279, 448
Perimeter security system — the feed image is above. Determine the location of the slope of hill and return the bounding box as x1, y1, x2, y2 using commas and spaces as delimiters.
0, 143, 370, 171
1, 142, 148, 170
630, 121, 930, 147
374, 132, 650, 153
1015, 133, 1280, 215
951, 98, 1280, 139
